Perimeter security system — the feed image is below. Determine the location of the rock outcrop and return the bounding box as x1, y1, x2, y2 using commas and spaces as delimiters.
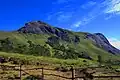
86, 33, 120, 54
18, 21, 80, 43
18, 21, 120, 55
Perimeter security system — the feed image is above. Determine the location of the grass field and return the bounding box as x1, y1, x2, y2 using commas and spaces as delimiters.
0, 31, 119, 61
0, 30, 120, 80
0, 52, 120, 80
0, 51, 98, 67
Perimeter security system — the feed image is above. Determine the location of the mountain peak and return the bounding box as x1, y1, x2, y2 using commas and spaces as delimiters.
86, 33, 120, 54
24, 21, 50, 28
17, 21, 80, 43
17, 21, 120, 55
18, 21, 53, 34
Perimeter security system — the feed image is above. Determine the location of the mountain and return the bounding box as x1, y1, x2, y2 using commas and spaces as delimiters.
18, 21, 120, 55
18, 21, 80, 43
86, 33, 120, 55
0, 21, 120, 62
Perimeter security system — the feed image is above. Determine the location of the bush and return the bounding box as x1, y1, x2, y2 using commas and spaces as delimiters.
23, 75, 42, 80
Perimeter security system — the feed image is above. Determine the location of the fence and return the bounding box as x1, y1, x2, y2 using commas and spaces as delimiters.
0, 64, 120, 80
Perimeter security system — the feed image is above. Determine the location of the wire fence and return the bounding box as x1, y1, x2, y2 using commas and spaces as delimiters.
0, 64, 120, 80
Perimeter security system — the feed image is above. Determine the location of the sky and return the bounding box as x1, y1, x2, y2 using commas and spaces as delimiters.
0, 0, 120, 49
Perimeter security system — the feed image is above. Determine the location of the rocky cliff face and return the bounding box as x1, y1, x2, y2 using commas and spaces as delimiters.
86, 33, 120, 54
18, 21, 80, 43
18, 21, 120, 54
18, 21, 55, 34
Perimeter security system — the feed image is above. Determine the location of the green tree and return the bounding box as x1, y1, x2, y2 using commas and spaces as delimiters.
27, 40, 34, 47
0, 38, 13, 52
14, 44, 28, 53
98, 55, 102, 66
54, 50, 64, 59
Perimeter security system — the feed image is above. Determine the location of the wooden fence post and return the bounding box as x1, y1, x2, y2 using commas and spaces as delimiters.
20, 65, 22, 80
71, 67, 75, 80
42, 67, 44, 80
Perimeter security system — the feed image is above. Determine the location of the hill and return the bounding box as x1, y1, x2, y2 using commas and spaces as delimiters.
0, 21, 120, 64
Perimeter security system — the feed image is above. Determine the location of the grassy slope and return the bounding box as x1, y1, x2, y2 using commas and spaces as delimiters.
0, 31, 119, 62
0, 31, 120, 80
0, 51, 120, 80
0, 31, 49, 45
0, 51, 98, 67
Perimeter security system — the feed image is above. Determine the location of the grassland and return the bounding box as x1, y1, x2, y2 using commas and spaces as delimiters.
0, 21, 120, 80
0, 31, 119, 61
0, 51, 96, 80
0, 51, 120, 80
0, 51, 98, 67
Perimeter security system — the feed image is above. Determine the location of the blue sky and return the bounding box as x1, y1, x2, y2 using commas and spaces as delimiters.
0, 0, 120, 49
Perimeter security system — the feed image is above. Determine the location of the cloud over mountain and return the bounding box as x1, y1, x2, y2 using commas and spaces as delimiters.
108, 38, 120, 49
47, 0, 120, 29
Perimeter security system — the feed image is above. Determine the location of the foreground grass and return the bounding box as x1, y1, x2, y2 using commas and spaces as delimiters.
0, 52, 120, 80
0, 51, 98, 67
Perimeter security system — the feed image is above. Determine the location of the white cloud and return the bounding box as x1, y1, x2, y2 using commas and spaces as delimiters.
105, 0, 120, 14
71, 0, 120, 28
53, 0, 75, 4
71, 5, 102, 28
104, 14, 113, 20
81, 1, 97, 9
71, 0, 106, 28
72, 21, 82, 28
47, 11, 74, 23
71, 17, 94, 28
47, 11, 63, 20
108, 38, 120, 49
57, 14, 72, 22
48, 0, 120, 29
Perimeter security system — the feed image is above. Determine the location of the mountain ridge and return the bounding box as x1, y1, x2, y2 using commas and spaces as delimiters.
0, 21, 120, 62
18, 21, 120, 55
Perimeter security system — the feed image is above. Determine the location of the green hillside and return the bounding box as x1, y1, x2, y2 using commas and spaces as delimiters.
0, 31, 119, 61
0, 51, 98, 67
0, 21, 120, 66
